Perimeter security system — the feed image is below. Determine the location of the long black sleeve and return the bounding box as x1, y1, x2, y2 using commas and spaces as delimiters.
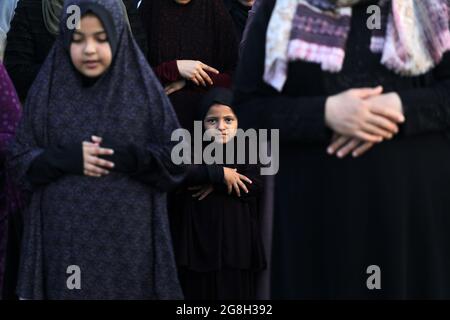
97, 141, 139, 175
235, 91, 330, 143
28, 141, 149, 186
182, 164, 224, 186
181, 163, 261, 199
126, 144, 186, 192
25, 137, 185, 189
397, 52, 450, 137
97, 138, 185, 191
27, 144, 83, 186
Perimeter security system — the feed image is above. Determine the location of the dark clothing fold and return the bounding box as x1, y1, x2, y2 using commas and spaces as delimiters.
169, 135, 266, 300
27, 144, 83, 186
224, 0, 253, 42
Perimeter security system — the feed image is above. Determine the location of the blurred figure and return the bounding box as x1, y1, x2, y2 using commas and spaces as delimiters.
0, 62, 21, 299
235, 0, 450, 299
140, 0, 238, 133
240, 0, 261, 53
0, 0, 19, 61
223, 0, 255, 42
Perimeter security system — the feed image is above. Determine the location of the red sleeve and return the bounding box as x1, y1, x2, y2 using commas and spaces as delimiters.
207, 71, 233, 88
153, 60, 181, 84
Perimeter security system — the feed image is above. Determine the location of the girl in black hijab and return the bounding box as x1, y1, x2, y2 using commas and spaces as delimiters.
169, 88, 266, 300
7, 0, 185, 299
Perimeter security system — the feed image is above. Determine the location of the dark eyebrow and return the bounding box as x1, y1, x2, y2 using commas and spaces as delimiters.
73, 30, 106, 36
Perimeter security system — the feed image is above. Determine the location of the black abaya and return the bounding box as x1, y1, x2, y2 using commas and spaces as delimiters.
169, 130, 267, 300
234, 0, 450, 299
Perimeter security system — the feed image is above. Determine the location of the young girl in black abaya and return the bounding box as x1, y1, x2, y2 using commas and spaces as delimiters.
8, 0, 184, 299
170, 88, 266, 300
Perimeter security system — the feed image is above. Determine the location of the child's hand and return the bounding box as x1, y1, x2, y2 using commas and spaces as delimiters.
223, 167, 252, 197
82, 136, 115, 177
189, 185, 214, 201
165, 79, 186, 95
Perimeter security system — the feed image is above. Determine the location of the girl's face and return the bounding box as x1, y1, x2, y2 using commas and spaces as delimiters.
204, 104, 238, 144
174, 0, 192, 4
70, 14, 112, 78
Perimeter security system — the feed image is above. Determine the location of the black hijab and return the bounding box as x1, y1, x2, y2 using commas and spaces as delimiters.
197, 87, 235, 121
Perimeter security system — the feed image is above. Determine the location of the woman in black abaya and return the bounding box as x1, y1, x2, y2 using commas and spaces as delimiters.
234, 0, 450, 299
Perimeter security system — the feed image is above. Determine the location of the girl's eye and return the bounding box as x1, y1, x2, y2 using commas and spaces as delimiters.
207, 119, 217, 124
96, 36, 108, 43
225, 118, 234, 123
72, 35, 83, 43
